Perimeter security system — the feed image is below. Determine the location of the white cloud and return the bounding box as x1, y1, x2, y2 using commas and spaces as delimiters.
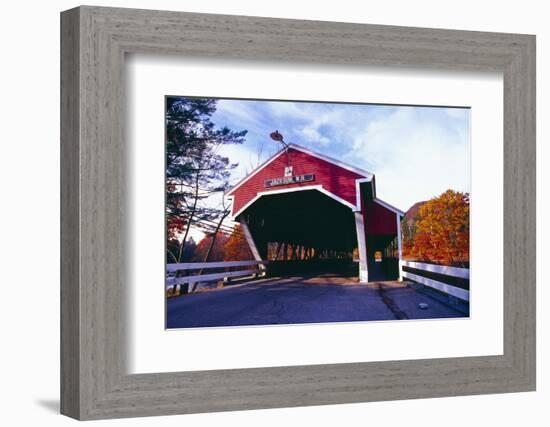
445, 107, 469, 120
296, 126, 330, 145
267, 101, 308, 119
344, 107, 470, 211
216, 99, 263, 126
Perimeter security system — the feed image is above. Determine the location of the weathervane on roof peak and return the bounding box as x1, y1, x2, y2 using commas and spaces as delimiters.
270, 130, 292, 168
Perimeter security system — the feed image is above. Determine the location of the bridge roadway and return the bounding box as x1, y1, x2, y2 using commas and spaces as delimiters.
166, 275, 465, 329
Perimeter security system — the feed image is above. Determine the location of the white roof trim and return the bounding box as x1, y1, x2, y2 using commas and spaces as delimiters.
230, 185, 357, 220
373, 197, 405, 216
226, 143, 373, 196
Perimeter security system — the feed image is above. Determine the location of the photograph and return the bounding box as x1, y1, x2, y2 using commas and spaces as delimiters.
165, 96, 471, 329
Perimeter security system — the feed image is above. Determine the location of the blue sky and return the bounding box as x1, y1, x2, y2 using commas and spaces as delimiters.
211, 98, 470, 212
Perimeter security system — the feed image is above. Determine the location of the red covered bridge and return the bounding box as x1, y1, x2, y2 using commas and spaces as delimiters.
226, 144, 404, 283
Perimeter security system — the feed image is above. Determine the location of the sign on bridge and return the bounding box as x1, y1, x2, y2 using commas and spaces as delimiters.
264, 173, 315, 188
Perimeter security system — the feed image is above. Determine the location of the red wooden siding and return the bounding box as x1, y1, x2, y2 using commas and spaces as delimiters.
228, 148, 368, 217
363, 201, 397, 235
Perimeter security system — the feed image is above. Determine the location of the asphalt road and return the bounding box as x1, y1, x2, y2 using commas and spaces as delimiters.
166, 276, 466, 329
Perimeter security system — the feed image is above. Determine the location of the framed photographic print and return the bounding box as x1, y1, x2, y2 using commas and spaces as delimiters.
61, 6, 536, 420
163, 96, 471, 330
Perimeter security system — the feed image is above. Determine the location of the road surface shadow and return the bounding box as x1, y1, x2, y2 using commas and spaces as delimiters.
167, 276, 465, 329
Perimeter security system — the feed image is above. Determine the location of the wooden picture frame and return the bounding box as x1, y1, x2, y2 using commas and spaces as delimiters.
60, 6, 536, 420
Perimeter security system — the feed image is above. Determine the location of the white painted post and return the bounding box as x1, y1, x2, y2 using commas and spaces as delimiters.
240, 219, 266, 275
396, 213, 403, 281
354, 212, 369, 283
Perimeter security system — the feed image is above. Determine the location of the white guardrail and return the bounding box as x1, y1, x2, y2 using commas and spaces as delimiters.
401, 260, 470, 301
167, 260, 268, 293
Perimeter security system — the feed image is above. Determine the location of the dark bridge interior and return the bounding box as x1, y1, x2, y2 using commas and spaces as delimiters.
239, 190, 358, 276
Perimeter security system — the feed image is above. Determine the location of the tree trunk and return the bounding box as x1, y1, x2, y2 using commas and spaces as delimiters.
177, 173, 201, 262
198, 210, 229, 275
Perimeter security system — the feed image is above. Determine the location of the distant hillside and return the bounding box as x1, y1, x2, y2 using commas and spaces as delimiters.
401, 201, 426, 261
404, 200, 427, 222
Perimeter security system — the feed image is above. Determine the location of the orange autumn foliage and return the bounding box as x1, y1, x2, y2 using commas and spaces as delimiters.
410, 190, 469, 266
192, 225, 253, 262
223, 225, 253, 261
193, 234, 229, 262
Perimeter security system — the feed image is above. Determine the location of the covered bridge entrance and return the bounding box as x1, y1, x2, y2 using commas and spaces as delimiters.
226, 143, 404, 283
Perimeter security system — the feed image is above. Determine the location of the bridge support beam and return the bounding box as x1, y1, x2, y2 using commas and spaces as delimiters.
354, 211, 369, 283
240, 218, 266, 274
396, 212, 403, 281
